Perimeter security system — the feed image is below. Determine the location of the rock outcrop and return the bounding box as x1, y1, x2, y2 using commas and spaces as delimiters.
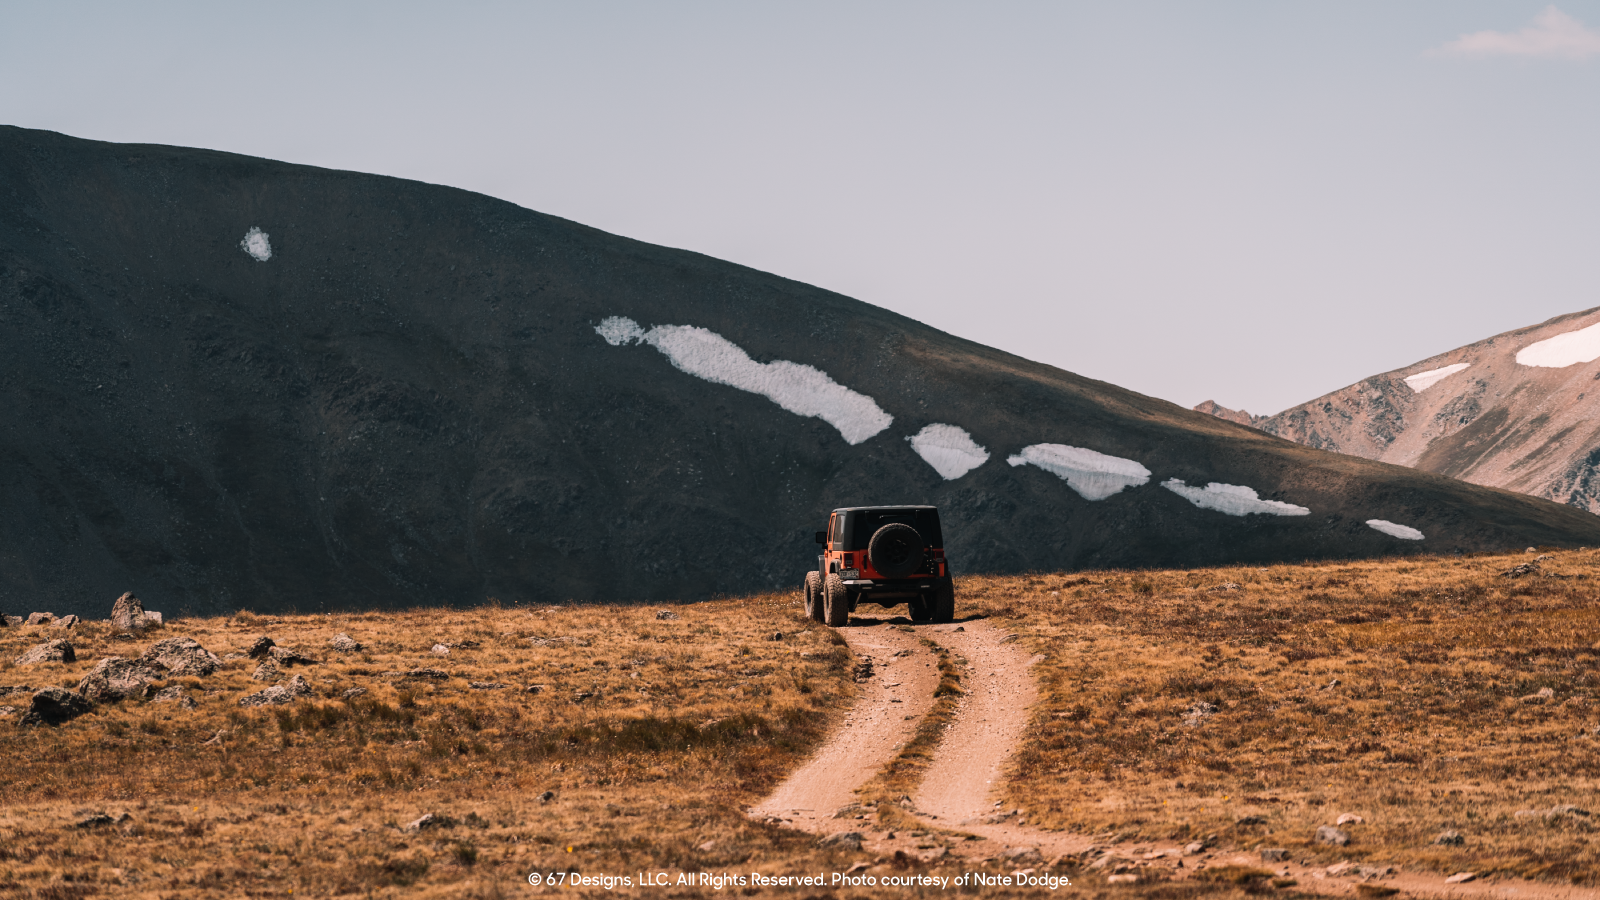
139, 638, 221, 677
19, 687, 93, 726
77, 657, 163, 702
239, 674, 313, 707
16, 639, 75, 665
110, 592, 149, 632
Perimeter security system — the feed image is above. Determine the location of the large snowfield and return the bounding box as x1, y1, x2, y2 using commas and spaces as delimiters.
1403, 363, 1470, 392
1161, 479, 1311, 517
1516, 321, 1600, 368
908, 424, 990, 480
597, 316, 893, 444
1007, 444, 1151, 501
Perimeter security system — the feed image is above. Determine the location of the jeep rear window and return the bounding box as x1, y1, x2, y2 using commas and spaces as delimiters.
842, 509, 942, 551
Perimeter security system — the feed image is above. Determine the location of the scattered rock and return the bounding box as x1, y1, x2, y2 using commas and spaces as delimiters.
469, 682, 505, 690
1315, 825, 1351, 846
0, 706, 15, 717
1260, 848, 1290, 862
329, 633, 362, 652
1211, 582, 1241, 592
25, 612, 55, 625
538, 790, 556, 803
1106, 874, 1140, 884
1355, 885, 1399, 898
140, 638, 221, 677
3, 615, 23, 626
1519, 686, 1555, 702
110, 592, 148, 631
19, 687, 94, 726
998, 633, 1020, 644
1445, 872, 1476, 884
766, 631, 785, 641
572, 691, 595, 703
1235, 815, 1268, 826
831, 803, 863, 819
454, 640, 482, 650
17, 639, 75, 665
431, 643, 450, 656
1183, 841, 1206, 855
238, 675, 314, 707
75, 811, 120, 829
655, 610, 679, 620
144, 611, 163, 627
53, 614, 80, 629
246, 636, 276, 658
1322, 678, 1342, 690
524, 684, 546, 694
1182, 701, 1218, 726
252, 660, 280, 681
152, 686, 196, 709
820, 832, 863, 851
1336, 813, 1365, 826
852, 659, 874, 683
1502, 561, 1541, 578
405, 813, 454, 831
341, 687, 367, 699
1004, 847, 1044, 865
77, 657, 161, 703
268, 646, 315, 666
1434, 830, 1464, 845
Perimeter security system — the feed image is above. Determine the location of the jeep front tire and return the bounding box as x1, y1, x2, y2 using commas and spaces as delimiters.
823, 573, 850, 627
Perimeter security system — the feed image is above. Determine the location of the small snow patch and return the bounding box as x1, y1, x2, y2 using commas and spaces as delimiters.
1403, 363, 1469, 392
1366, 519, 1424, 540
595, 315, 646, 346
1007, 444, 1150, 501
1516, 321, 1600, 368
908, 424, 989, 479
1162, 479, 1310, 517
240, 227, 272, 262
594, 316, 892, 444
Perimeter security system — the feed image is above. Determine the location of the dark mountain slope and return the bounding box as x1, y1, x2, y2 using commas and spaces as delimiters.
4, 125, 1598, 617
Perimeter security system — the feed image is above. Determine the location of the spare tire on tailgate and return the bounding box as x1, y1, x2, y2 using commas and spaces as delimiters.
868, 523, 925, 579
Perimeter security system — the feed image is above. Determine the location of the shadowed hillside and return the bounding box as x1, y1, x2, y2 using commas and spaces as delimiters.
4, 125, 1600, 617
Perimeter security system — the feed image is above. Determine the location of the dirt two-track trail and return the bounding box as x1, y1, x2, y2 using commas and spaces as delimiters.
752, 618, 1596, 900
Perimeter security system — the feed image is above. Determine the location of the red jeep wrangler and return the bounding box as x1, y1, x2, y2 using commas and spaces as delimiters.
804, 505, 955, 627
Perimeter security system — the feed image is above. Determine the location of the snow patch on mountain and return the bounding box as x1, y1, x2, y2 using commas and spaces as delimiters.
1367, 519, 1424, 540
908, 424, 989, 480
1516, 321, 1600, 368
1404, 363, 1470, 392
240, 227, 272, 261
1162, 479, 1311, 516
1007, 444, 1150, 500
595, 316, 893, 444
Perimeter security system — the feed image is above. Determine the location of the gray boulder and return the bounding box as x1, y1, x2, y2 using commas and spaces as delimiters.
819, 832, 863, 851
77, 657, 162, 703
152, 686, 197, 708
53, 615, 80, 629
110, 592, 148, 631
329, 633, 362, 652
1315, 825, 1351, 846
25, 612, 55, 625
19, 687, 93, 726
16, 639, 75, 665
140, 638, 221, 677
268, 645, 315, 666
251, 660, 280, 681
246, 636, 275, 658
239, 674, 313, 707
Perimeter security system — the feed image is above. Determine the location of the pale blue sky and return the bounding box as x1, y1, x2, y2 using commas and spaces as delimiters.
3, 2, 1598, 414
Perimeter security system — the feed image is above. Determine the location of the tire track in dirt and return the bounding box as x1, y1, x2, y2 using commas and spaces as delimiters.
750, 623, 938, 829
754, 616, 1595, 900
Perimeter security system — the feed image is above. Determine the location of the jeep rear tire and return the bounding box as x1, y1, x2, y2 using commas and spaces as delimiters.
823, 573, 850, 627
931, 577, 955, 624
804, 571, 824, 623
868, 523, 925, 579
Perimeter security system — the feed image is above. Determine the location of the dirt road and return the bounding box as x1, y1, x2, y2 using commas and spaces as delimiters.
752, 616, 1597, 900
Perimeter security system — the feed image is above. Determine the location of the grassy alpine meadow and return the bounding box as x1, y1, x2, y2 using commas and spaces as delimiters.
3, 548, 1596, 896
979, 548, 1600, 886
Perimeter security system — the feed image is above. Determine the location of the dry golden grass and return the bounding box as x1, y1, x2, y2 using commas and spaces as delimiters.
10, 548, 1586, 896
0, 595, 863, 898
972, 548, 1600, 886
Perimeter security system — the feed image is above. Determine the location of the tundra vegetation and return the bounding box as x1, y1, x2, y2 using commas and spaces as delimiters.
0, 549, 1594, 896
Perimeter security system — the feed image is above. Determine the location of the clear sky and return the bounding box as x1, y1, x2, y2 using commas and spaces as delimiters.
3, 2, 1598, 414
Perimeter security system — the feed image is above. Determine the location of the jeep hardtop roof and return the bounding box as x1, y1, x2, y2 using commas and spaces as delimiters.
828, 506, 943, 551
